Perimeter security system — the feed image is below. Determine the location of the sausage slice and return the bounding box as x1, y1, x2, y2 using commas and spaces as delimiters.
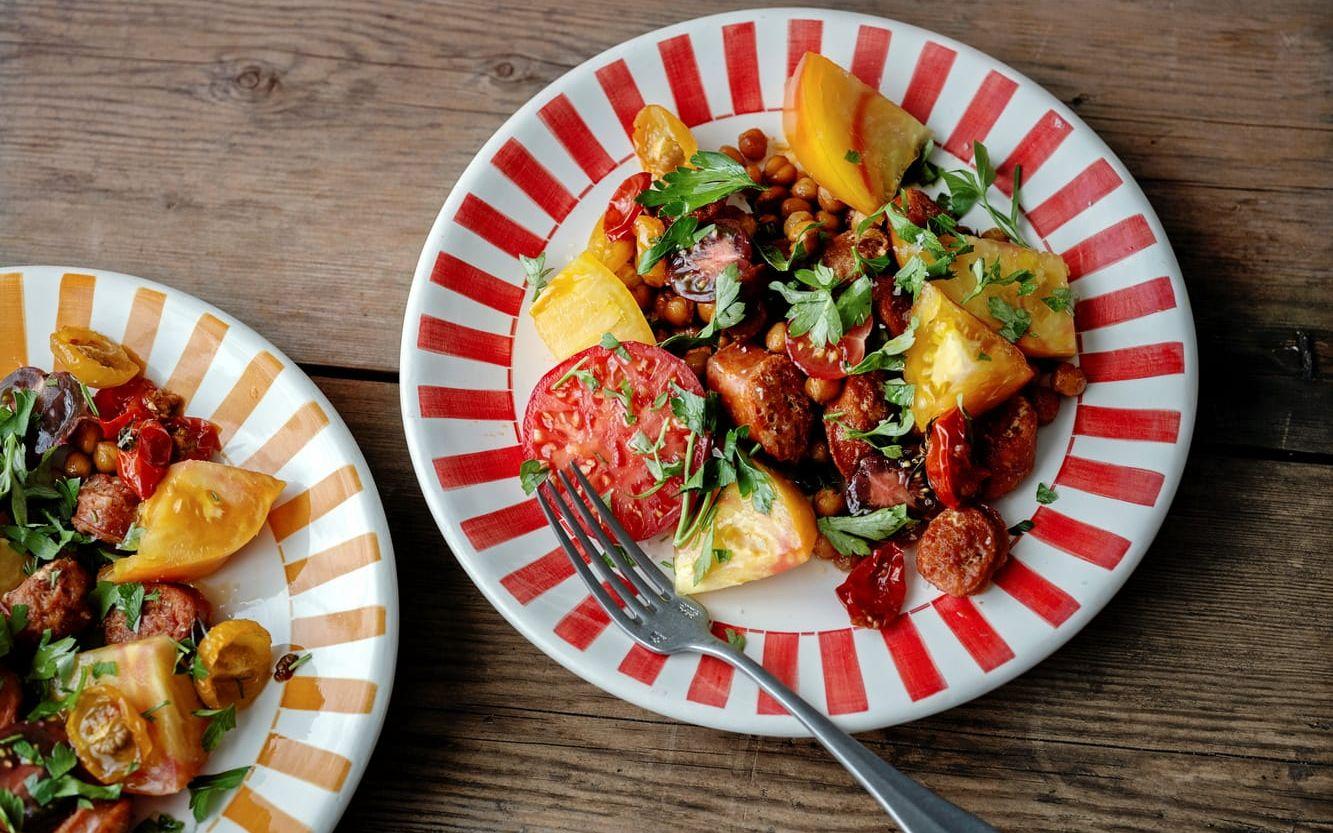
706, 343, 812, 463
915, 505, 1009, 597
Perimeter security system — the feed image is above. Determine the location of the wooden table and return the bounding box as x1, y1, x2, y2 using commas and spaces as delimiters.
3, 1, 1329, 830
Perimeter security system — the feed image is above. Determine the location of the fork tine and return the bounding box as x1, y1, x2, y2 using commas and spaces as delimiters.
540, 480, 653, 620
536, 487, 642, 634
557, 468, 669, 603
566, 466, 676, 599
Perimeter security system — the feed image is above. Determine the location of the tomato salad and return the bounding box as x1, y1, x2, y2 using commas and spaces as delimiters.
520, 53, 1087, 628
0, 326, 291, 831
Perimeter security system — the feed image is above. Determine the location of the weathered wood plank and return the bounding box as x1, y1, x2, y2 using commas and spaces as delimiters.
315, 374, 1331, 833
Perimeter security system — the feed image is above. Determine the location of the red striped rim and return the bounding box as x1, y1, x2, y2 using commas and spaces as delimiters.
881, 616, 947, 701
995, 109, 1073, 195
434, 445, 524, 490
657, 34, 712, 127
943, 70, 1018, 161
538, 94, 617, 183
619, 643, 669, 684
786, 19, 823, 77
1073, 405, 1181, 443
499, 548, 574, 605
1030, 506, 1132, 569
1080, 342, 1185, 382
454, 194, 545, 259
460, 497, 545, 550
758, 632, 800, 715
993, 558, 1080, 627
1076, 275, 1176, 331
1055, 456, 1165, 508
554, 593, 611, 650
418, 386, 514, 421
849, 25, 892, 88
931, 595, 1014, 672
1063, 214, 1156, 280
722, 22, 764, 115
900, 41, 957, 123
818, 630, 869, 715
491, 138, 578, 222
595, 59, 645, 137
429, 252, 525, 317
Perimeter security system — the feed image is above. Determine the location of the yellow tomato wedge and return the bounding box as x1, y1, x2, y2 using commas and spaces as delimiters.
632, 104, 698, 178
586, 216, 635, 273
101, 460, 285, 584
194, 619, 272, 709
675, 463, 817, 594
784, 52, 930, 215
49, 326, 141, 388
74, 636, 207, 795
530, 251, 655, 360
932, 236, 1076, 358
905, 282, 1034, 427
67, 683, 155, 784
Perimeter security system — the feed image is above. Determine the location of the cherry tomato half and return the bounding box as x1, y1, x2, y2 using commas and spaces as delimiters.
924, 407, 983, 509
603, 172, 653, 241
166, 416, 221, 462
95, 377, 158, 437
835, 542, 907, 629
786, 318, 872, 380
522, 341, 708, 540
67, 683, 155, 784
117, 419, 174, 499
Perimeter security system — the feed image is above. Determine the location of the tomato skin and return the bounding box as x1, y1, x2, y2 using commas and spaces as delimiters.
786, 318, 872, 380
95, 377, 157, 437
924, 408, 983, 509
835, 542, 907, 629
117, 419, 173, 499
603, 172, 652, 241
166, 416, 221, 462
522, 342, 707, 541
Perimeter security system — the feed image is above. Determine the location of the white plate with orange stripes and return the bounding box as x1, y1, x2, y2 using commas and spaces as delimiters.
0, 266, 397, 829
399, 8, 1196, 736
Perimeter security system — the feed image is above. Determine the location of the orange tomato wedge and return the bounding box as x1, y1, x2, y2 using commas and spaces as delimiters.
632, 104, 698, 178
194, 619, 272, 710
67, 683, 156, 784
101, 460, 285, 584
49, 326, 141, 388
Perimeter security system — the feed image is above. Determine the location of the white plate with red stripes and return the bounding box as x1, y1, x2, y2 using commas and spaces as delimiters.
399, 8, 1196, 736
0, 266, 397, 830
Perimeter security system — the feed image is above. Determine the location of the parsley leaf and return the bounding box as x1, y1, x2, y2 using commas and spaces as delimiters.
1042, 287, 1074, 314
90, 581, 159, 632
520, 253, 554, 301
27, 630, 78, 682
844, 149, 862, 164
668, 384, 716, 435
0, 788, 21, 833
518, 460, 549, 495
188, 767, 250, 823
846, 317, 918, 375
599, 332, 631, 360
1036, 482, 1059, 504
1008, 519, 1035, 536
194, 704, 237, 752
769, 265, 871, 349
660, 264, 745, 351
636, 151, 761, 219
724, 628, 747, 651
133, 814, 186, 833
882, 379, 915, 409
817, 506, 917, 557
961, 257, 1037, 304
637, 216, 715, 275
940, 141, 1030, 247
987, 297, 1032, 342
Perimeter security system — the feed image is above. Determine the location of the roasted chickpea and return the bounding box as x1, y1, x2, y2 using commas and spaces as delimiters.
814, 487, 846, 517
780, 197, 812, 217
738, 128, 767, 161
663, 295, 695, 328
980, 227, 1009, 242
754, 185, 788, 213
71, 421, 100, 456
847, 209, 874, 230
817, 186, 846, 213
784, 211, 820, 252
764, 322, 788, 353
814, 210, 841, 233
631, 283, 654, 310
804, 376, 843, 404
791, 176, 819, 201
745, 163, 763, 183
1051, 362, 1089, 397
720, 144, 745, 164
93, 441, 119, 474
683, 346, 712, 379
809, 439, 830, 464
763, 155, 798, 186
615, 263, 643, 289
63, 450, 92, 479
696, 302, 716, 324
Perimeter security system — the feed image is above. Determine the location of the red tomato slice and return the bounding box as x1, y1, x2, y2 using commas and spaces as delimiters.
835, 541, 907, 629
603, 172, 653, 241
786, 318, 872, 380
924, 407, 983, 509
522, 341, 707, 540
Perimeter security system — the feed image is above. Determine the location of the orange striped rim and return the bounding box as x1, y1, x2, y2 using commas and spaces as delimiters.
281, 676, 378, 714
121, 287, 166, 363
242, 400, 329, 475
256, 733, 352, 792
0, 273, 26, 373
210, 350, 283, 445
285, 533, 381, 595
55, 272, 95, 330
268, 465, 362, 542
164, 312, 228, 407
223, 785, 311, 833
291, 606, 386, 649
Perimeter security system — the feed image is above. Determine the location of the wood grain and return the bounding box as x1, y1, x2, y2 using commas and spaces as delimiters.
1, 0, 1329, 453
315, 375, 1331, 833
2, 1, 1330, 830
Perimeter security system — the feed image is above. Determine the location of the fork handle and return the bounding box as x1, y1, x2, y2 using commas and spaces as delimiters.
698, 640, 999, 833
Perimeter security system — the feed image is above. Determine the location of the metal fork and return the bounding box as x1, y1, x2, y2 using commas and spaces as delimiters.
536, 467, 999, 833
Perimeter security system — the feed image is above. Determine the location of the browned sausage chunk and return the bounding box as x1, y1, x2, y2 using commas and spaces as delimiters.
895, 187, 946, 229
71, 474, 139, 545
706, 343, 813, 463
102, 582, 211, 645
976, 396, 1038, 500
826, 371, 889, 479
3, 557, 93, 643
916, 505, 1009, 597
1026, 386, 1061, 426
821, 229, 891, 283
872, 275, 915, 337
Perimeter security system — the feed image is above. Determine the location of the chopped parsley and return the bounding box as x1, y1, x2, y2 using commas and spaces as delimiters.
599, 332, 631, 361
660, 265, 746, 350
961, 257, 1037, 303
636, 216, 715, 275
636, 150, 761, 219
0, 789, 20, 833
519, 459, 549, 495
769, 263, 872, 349
846, 317, 918, 375
91, 581, 159, 632
187, 766, 250, 822
724, 628, 747, 651
194, 703, 238, 752
940, 141, 1030, 247
521, 253, 554, 300
1008, 519, 1036, 536
1042, 287, 1074, 314
817, 505, 916, 557
987, 297, 1032, 342
1036, 482, 1059, 504
844, 149, 862, 164
133, 814, 186, 833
